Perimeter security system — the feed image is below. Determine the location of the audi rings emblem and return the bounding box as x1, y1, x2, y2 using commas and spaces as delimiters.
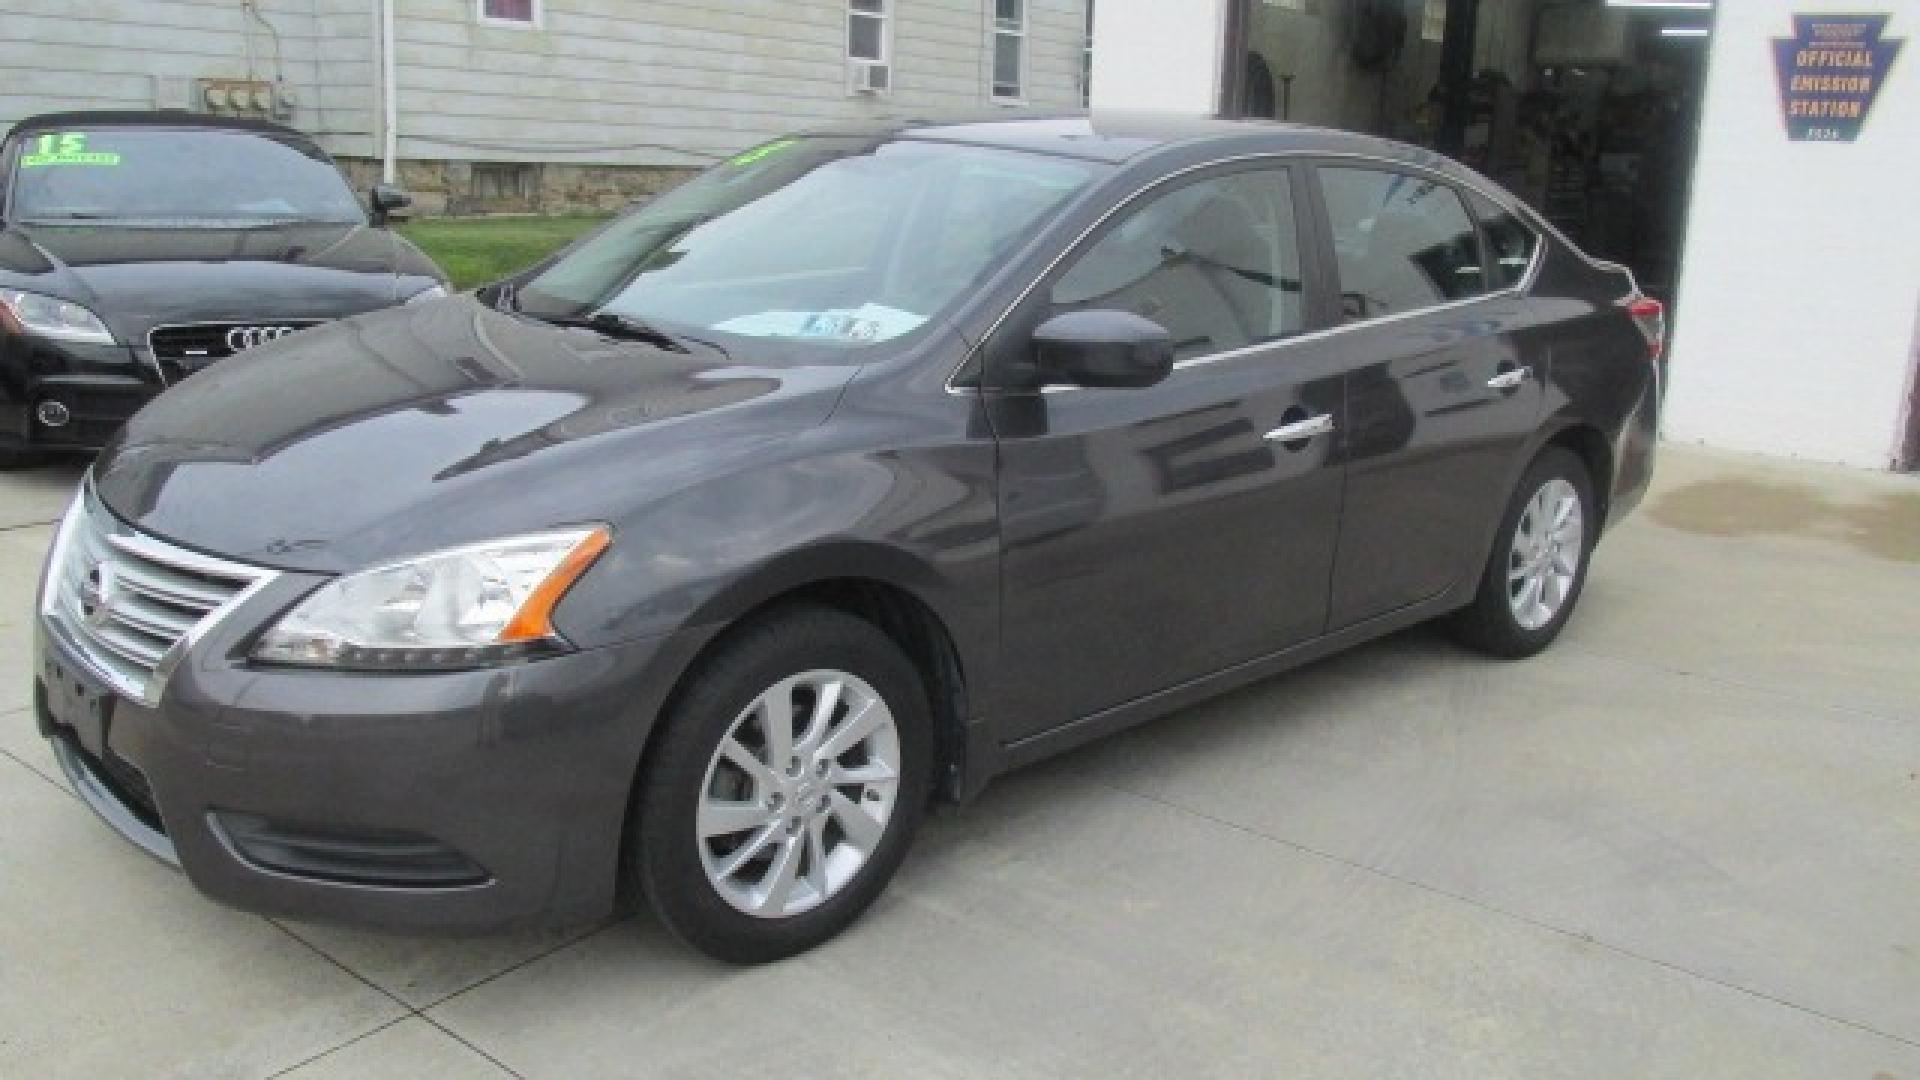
226, 325, 299, 351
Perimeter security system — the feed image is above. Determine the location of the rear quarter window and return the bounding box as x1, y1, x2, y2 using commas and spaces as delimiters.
1467, 191, 1540, 290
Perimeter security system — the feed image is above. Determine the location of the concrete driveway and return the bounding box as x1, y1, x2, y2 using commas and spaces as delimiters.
2, 445, 1916, 1079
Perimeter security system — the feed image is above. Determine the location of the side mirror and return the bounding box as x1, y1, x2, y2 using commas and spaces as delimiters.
369, 183, 412, 227
1031, 309, 1174, 389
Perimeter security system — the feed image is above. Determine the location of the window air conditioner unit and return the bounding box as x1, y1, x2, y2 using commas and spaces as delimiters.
850, 60, 891, 95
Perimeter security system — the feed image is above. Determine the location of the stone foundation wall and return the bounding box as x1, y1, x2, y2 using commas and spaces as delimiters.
337, 158, 698, 217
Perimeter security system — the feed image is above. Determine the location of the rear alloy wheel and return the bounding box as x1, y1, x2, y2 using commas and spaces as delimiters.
1507, 476, 1585, 631
632, 604, 929, 963
1447, 447, 1595, 657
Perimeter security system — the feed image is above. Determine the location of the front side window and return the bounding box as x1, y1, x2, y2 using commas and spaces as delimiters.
1468, 191, 1539, 289
1050, 168, 1305, 362
8, 128, 364, 224
849, 0, 888, 62
992, 0, 1026, 101
1317, 167, 1485, 321
516, 138, 1097, 351
479, 0, 538, 25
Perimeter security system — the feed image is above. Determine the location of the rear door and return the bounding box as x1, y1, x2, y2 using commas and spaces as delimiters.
1307, 164, 1546, 630
985, 162, 1347, 740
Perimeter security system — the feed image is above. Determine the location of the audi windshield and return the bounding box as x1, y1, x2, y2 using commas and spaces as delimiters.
511, 136, 1101, 349
8, 127, 366, 224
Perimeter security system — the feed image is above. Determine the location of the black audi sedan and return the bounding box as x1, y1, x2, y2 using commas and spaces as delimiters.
35, 115, 1661, 962
0, 111, 445, 466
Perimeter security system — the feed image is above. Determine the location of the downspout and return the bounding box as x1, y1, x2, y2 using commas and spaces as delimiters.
1218, 0, 1251, 118
379, 0, 398, 184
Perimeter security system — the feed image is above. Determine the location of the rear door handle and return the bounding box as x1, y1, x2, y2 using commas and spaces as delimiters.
1487, 366, 1530, 390
1265, 413, 1335, 442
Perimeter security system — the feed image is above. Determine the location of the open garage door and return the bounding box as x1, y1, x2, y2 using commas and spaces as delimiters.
1232, 0, 1712, 311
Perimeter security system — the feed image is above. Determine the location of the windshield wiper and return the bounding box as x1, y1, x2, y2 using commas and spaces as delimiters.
535, 311, 693, 354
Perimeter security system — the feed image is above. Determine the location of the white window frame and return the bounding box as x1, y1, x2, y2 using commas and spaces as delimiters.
475, 0, 542, 30
848, 0, 891, 64
989, 0, 1027, 104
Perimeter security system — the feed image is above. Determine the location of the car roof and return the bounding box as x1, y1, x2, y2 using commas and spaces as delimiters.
795, 111, 1442, 168
6, 110, 317, 143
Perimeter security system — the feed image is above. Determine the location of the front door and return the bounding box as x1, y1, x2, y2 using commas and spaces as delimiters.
1308, 165, 1547, 629
985, 163, 1346, 742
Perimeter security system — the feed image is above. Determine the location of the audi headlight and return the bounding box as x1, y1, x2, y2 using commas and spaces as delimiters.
0, 287, 116, 344
254, 526, 611, 670
405, 284, 449, 305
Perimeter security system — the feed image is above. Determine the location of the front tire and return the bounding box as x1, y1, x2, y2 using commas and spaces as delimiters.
630, 604, 931, 963
1447, 447, 1596, 658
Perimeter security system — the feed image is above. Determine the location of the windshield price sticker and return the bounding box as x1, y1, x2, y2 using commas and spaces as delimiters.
729, 139, 797, 168
21, 132, 122, 168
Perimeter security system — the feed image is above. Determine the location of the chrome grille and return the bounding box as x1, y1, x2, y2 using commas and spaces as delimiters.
40, 486, 277, 706
148, 320, 322, 379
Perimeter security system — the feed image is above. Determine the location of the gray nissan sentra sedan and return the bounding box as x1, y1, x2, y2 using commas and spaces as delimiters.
33, 114, 1661, 962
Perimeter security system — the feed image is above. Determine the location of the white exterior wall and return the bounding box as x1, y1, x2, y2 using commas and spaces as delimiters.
0, 1, 329, 126
1664, 2, 1918, 469
387, 0, 1085, 167
2, 1, 1089, 166
1088, 0, 1230, 113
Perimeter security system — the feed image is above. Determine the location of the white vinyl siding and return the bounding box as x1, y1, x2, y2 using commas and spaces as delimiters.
2, 0, 1090, 168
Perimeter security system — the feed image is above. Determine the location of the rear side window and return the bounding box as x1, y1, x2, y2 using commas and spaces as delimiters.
1317, 167, 1485, 321
1050, 167, 1305, 361
1467, 191, 1540, 289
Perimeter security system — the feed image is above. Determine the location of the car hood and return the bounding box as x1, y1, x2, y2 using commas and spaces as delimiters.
92, 297, 862, 573
0, 221, 433, 340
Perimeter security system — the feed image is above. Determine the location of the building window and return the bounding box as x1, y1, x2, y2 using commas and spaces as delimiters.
991, 0, 1026, 102
849, 0, 889, 62
1422, 0, 1447, 43
478, 0, 539, 27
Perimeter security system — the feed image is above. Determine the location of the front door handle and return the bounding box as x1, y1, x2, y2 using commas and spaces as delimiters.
1265, 413, 1335, 443
1487, 366, 1530, 391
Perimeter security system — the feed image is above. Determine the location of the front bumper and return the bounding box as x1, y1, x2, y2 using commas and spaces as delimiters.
36, 605, 690, 933
0, 333, 154, 451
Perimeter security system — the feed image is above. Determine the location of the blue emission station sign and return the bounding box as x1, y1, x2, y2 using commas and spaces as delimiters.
1773, 12, 1904, 142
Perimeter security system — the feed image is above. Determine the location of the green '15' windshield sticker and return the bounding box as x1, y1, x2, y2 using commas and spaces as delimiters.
21, 132, 121, 168
728, 138, 797, 168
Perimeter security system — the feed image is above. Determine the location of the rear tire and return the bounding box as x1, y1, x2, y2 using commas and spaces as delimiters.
629, 603, 931, 963
1446, 447, 1596, 658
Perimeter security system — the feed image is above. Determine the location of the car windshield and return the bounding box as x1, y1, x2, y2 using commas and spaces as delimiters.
9, 128, 365, 224
515, 137, 1100, 349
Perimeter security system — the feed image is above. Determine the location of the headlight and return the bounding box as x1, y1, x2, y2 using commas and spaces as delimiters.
405, 284, 449, 305
254, 526, 611, 670
0, 287, 116, 344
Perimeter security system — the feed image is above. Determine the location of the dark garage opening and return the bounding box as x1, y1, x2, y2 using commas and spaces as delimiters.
1229, 0, 1712, 311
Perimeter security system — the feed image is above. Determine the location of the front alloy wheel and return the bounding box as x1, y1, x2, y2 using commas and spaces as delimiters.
697, 670, 900, 918
631, 604, 930, 963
